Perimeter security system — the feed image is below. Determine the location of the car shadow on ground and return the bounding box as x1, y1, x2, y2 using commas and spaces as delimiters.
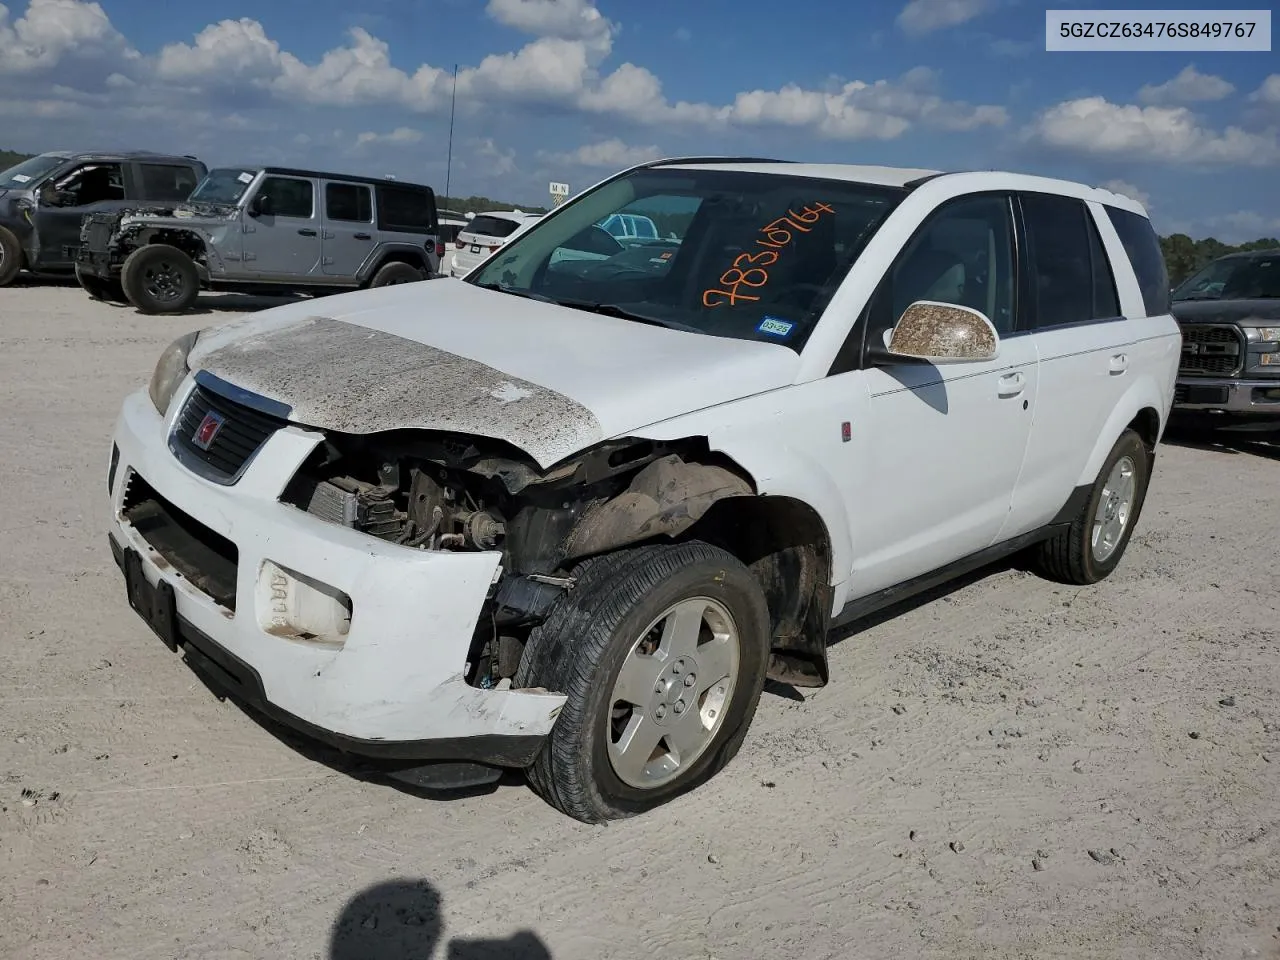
331, 879, 553, 959
1161, 419, 1280, 461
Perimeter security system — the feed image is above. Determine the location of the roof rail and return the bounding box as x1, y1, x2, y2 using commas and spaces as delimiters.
643, 156, 793, 168
903, 172, 950, 190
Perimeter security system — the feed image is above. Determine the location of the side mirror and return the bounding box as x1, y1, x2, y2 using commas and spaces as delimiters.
884, 300, 1000, 364
249, 194, 272, 217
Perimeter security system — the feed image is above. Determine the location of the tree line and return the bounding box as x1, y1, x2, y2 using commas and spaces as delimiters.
2, 147, 1273, 284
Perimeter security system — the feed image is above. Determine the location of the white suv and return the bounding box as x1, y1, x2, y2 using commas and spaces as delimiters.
447, 210, 540, 277
107, 157, 1180, 823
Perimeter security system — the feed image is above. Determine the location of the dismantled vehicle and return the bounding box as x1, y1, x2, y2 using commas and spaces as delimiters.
75, 166, 442, 314
0, 150, 205, 291
1170, 247, 1280, 431
107, 157, 1181, 823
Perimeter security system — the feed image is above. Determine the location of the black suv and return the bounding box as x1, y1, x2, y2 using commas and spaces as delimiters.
0, 150, 207, 288
1171, 248, 1280, 431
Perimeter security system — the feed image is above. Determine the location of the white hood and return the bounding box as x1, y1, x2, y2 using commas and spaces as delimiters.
188, 279, 801, 468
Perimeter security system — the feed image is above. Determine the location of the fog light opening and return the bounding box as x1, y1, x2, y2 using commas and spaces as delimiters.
257, 560, 352, 646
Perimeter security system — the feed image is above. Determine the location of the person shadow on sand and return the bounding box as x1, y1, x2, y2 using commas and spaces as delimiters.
329, 878, 553, 960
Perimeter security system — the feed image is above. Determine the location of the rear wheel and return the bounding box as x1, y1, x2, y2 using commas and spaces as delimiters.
516, 541, 771, 824
75, 264, 127, 303
1034, 428, 1151, 585
0, 225, 23, 286
369, 261, 424, 287
120, 244, 200, 314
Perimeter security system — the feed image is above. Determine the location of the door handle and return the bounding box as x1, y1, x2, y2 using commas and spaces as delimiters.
1109, 353, 1129, 375
353, 233, 371, 240
297, 228, 317, 236
997, 372, 1025, 398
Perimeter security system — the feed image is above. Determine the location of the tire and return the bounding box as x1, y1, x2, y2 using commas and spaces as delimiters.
0, 224, 23, 286
1034, 428, 1151, 585
75, 264, 127, 303
515, 541, 771, 824
120, 244, 200, 314
369, 261, 424, 287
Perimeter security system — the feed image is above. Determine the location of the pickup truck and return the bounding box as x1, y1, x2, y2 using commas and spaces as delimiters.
0, 150, 205, 289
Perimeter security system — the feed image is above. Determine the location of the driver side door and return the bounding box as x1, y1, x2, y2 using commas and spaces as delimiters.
32, 161, 125, 269
844, 192, 1039, 596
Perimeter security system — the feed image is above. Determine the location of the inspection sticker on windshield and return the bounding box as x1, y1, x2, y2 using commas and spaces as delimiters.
11, 174, 30, 183
237, 172, 254, 184
757, 316, 794, 338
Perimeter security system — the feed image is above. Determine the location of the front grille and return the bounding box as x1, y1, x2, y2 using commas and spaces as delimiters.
1174, 383, 1230, 405
1178, 324, 1243, 376
171, 384, 287, 483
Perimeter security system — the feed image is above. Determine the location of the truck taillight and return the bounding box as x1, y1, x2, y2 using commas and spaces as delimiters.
435, 240, 445, 258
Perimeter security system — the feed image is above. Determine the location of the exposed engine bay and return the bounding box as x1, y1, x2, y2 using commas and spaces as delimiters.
280, 429, 756, 689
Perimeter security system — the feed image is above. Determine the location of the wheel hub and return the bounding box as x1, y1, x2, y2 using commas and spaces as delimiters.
649, 656, 699, 727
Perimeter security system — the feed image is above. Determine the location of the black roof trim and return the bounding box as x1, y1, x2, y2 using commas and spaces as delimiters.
903, 172, 950, 190
259, 166, 434, 192
54, 150, 201, 163
642, 156, 794, 168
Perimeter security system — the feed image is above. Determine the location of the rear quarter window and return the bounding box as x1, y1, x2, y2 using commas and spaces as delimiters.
1104, 205, 1171, 316
378, 185, 437, 234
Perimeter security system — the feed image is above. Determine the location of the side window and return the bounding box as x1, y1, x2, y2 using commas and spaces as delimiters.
1104, 205, 1171, 316
45, 162, 125, 205
378, 185, 435, 234
874, 193, 1017, 343
138, 164, 198, 202
325, 182, 372, 223
1021, 192, 1119, 329
257, 176, 313, 218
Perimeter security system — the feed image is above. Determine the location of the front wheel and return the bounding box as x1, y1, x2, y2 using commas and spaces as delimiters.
120, 244, 200, 314
1033, 428, 1152, 585
516, 541, 771, 824
0, 225, 23, 286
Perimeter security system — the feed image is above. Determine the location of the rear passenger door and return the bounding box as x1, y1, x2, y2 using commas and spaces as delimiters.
321, 180, 374, 278
1000, 191, 1133, 538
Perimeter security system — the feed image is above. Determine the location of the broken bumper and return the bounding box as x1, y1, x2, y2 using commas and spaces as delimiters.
106, 386, 566, 767
72, 246, 114, 277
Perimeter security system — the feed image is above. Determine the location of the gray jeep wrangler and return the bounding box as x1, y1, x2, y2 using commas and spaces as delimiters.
74, 165, 442, 314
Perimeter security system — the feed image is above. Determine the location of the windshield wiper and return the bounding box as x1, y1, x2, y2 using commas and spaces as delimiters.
550, 298, 682, 330
472, 281, 557, 304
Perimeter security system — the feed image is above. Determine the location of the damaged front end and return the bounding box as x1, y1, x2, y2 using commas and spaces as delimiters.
278, 429, 754, 690
75, 203, 239, 279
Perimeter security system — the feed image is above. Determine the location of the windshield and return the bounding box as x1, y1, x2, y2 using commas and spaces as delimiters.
465, 167, 907, 352
189, 168, 259, 204
1173, 253, 1280, 301
0, 153, 67, 189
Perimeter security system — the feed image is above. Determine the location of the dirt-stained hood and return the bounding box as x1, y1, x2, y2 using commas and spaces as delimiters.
186, 279, 801, 468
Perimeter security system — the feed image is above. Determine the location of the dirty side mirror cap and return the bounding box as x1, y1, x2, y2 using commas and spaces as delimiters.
886, 300, 1000, 364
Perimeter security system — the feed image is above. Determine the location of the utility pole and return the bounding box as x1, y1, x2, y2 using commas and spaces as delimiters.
444, 63, 458, 207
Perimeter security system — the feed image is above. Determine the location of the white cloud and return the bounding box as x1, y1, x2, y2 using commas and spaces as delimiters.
1099, 180, 1151, 208
897, 0, 995, 35
1249, 74, 1280, 104
484, 0, 614, 55
156, 18, 282, 83
0, 0, 136, 73
471, 137, 517, 177
1026, 97, 1280, 167
544, 138, 663, 168
355, 126, 424, 147
1138, 65, 1235, 105
1189, 210, 1280, 243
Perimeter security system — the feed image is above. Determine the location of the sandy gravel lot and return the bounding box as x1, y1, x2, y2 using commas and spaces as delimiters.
1, 280, 1278, 960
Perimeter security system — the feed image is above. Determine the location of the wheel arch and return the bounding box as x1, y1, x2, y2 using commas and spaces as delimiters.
1074, 378, 1166, 488
367, 244, 428, 278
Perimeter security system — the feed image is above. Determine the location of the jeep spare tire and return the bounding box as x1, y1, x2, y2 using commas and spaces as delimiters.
0, 225, 23, 287
75, 264, 127, 304
370, 261, 424, 287
121, 244, 199, 314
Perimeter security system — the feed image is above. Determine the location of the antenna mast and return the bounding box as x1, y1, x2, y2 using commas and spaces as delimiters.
444, 63, 458, 206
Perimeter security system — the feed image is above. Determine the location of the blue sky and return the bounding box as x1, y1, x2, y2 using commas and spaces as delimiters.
1, 0, 1277, 240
